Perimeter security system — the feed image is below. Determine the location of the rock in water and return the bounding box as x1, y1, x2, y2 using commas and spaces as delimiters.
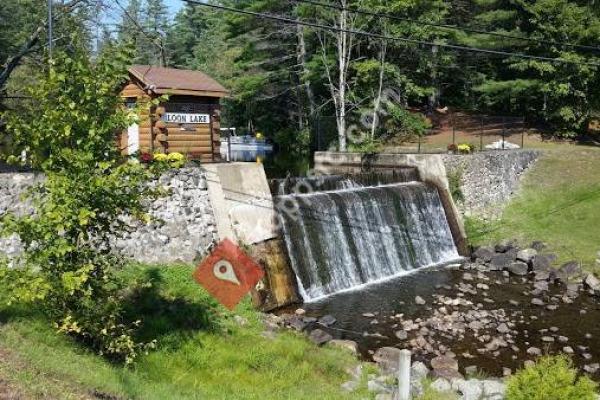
415, 296, 426, 305
430, 355, 459, 371
395, 330, 408, 340
318, 314, 337, 326
308, 329, 333, 345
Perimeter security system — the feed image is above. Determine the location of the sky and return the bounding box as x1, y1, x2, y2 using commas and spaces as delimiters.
165, 0, 184, 15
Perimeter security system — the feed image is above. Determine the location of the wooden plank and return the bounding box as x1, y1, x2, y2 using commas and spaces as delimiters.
161, 123, 211, 131
167, 134, 212, 141
167, 146, 212, 153
166, 140, 212, 147
165, 127, 210, 136
165, 134, 210, 141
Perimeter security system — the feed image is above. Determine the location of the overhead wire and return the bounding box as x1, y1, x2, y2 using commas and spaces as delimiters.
180, 0, 600, 68
292, 0, 600, 53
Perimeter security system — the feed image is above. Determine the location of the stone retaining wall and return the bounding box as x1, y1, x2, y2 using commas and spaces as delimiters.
0, 168, 219, 264
442, 150, 540, 218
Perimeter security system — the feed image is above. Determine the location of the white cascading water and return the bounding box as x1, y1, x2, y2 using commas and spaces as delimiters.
276, 181, 460, 301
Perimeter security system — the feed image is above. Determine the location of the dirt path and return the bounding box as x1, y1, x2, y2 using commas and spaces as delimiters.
0, 348, 29, 400
0, 345, 98, 400
0, 377, 26, 400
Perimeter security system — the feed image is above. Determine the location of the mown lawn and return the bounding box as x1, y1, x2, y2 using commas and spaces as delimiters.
467, 143, 600, 269
0, 264, 374, 400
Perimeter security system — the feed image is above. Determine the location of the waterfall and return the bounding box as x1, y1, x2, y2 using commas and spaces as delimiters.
276, 182, 460, 301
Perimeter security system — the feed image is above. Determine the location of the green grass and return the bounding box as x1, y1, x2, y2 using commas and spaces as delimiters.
0, 264, 374, 400
467, 143, 600, 269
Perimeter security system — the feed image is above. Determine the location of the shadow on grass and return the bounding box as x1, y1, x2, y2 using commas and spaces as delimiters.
121, 267, 222, 349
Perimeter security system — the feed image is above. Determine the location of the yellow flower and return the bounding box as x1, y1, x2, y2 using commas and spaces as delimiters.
167, 152, 184, 161
457, 144, 471, 153
153, 153, 168, 161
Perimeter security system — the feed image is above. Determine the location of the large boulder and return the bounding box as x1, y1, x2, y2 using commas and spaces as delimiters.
490, 252, 516, 270
472, 246, 494, 263
308, 329, 333, 346
516, 248, 537, 264
373, 347, 403, 374
532, 254, 556, 271
559, 261, 581, 277
506, 261, 529, 276
328, 339, 358, 355
431, 355, 459, 371
585, 274, 600, 291
494, 240, 517, 253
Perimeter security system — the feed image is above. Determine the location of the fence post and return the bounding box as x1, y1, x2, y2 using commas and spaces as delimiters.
227, 128, 232, 162
521, 118, 525, 149
418, 134, 422, 154
502, 116, 506, 150
480, 115, 484, 151
451, 112, 456, 146
397, 349, 412, 400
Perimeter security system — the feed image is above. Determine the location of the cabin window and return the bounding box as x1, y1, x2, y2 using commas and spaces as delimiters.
125, 97, 136, 110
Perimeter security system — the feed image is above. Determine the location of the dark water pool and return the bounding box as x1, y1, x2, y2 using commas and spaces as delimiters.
289, 264, 600, 378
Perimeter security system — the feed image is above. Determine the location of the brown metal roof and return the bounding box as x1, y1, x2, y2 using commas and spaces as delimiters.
128, 65, 229, 97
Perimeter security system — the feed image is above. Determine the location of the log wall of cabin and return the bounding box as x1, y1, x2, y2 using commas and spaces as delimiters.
119, 85, 223, 162
156, 95, 221, 163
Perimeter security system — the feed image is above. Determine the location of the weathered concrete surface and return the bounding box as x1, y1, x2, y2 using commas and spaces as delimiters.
203, 162, 278, 245
313, 152, 468, 256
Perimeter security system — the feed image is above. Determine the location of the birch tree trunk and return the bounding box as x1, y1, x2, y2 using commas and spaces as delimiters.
336, 3, 348, 151
371, 39, 387, 139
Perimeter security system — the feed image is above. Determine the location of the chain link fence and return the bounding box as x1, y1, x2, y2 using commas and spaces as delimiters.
314, 113, 528, 154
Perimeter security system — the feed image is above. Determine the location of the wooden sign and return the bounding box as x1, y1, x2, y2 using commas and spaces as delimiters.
162, 112, 210, 124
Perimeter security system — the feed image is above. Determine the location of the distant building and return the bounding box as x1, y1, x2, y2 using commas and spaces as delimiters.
119, 65, 228, 162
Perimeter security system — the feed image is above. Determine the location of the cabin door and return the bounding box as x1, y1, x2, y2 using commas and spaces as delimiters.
127, 122, 140, 155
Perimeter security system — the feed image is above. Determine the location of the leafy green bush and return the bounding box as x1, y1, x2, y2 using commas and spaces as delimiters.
348, 137, 383, 153
447, 169, 464, 203
384, 104, 431, 141
0, 40, 164, 363
506, 356, 597, 400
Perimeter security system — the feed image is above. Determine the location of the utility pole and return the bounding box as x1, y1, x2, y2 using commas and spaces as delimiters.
48, 0, 53, 59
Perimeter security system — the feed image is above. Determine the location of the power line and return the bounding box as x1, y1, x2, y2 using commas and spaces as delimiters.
180, 0, 600, 68
292, 0, 600, 53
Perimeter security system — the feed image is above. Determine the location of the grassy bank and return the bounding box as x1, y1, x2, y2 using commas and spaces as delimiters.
467, 143, 600, 269
0, 264, 373, 400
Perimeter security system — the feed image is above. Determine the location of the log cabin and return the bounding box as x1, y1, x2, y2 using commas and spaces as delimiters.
119, 65, 229, 163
